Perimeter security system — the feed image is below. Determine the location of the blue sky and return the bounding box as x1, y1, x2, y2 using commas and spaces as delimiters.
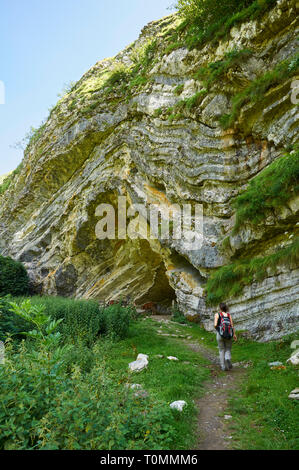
0, 0, 173, 174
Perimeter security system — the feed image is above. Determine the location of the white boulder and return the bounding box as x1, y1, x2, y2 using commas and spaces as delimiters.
287, 351, 299, 365
170, 400, 187, 412
129, 353, 149, 372
288, 389, 299, 400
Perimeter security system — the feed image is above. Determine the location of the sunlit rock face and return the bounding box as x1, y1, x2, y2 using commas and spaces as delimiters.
0, 0, 298, 340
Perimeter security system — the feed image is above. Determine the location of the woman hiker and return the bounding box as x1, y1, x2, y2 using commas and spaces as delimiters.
214, 302, 237, 371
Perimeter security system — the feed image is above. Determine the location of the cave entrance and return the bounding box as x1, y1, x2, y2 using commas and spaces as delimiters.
135, 262, 176, 314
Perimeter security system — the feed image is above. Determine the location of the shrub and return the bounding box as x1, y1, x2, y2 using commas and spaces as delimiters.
23, 296, 103, 347
0, 344, 175, 450
174, 0, 276, 50
171, 307, 187, 324
101, 302, 133, 340
103, 64, 131, 94
1, 296, 133, 346
0, 301, 175, 450
0, 256, 30, 297
0, 296, 32, 341
175, 0, 255, 25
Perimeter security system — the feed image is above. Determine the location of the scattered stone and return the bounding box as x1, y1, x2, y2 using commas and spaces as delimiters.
154, 354, 164, 358
167, 356, 179, 361
134, 389, 149, 399
288, 388, 299, 400
170, 400, 187, 412
268, 361, 283, 367
129, 353, 149, 372
287, 351, 299, 365
224, 415, 232, 420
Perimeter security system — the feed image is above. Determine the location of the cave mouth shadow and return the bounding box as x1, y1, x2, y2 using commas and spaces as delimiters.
135, 262, 176, 314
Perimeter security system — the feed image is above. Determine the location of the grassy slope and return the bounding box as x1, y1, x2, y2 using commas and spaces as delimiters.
1, 293, 298, 449
183, 323, 299, 449
93, 316, 299, 450
97, 318, 211, 450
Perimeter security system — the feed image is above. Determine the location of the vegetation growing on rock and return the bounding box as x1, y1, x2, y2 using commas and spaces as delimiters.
171, 0, 277, 50
206, 238, 299, 305
232, 147, 299, 232
219, 53, 299, 130
0, 256, 30, 297
0, 163, 23, 195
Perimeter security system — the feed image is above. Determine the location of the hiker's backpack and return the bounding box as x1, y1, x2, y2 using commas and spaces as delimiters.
218, 312, 233, 339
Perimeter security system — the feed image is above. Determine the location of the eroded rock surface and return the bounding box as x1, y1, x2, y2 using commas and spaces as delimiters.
0, 0, 298, 340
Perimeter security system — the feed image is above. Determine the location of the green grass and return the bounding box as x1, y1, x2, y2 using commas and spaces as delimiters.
219, 53, 299, 129
226, 332, 299, 449
102, 40, 157, 98
172, 0, 277, 51
195, 48, 253, 89
233, 148, 299, 232
206, 237, 299, 305
173, 322, 299, 449
0, 296, 133, 346
0, 162, 24, 195
174, 84, 184, 95
1, 293, 298, 449
96, 318, 211, 449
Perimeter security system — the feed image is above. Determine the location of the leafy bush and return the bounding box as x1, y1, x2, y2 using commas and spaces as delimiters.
0, 297, 32, 341
0, 256, 30, 297
171, 307, 187, 324
233, 148, 299, 232
176, 0, 255, 24
0, 300, 175, 450
101, 303, 133, 340
0, 296, 134, 346
0, 343, 175, 450
206, 238, 299, 305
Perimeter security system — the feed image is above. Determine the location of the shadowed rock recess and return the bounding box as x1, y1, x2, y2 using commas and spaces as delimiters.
0, 0, 298, 340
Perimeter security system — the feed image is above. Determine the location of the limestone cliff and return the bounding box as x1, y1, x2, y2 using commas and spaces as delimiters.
0, 0, 298, 340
